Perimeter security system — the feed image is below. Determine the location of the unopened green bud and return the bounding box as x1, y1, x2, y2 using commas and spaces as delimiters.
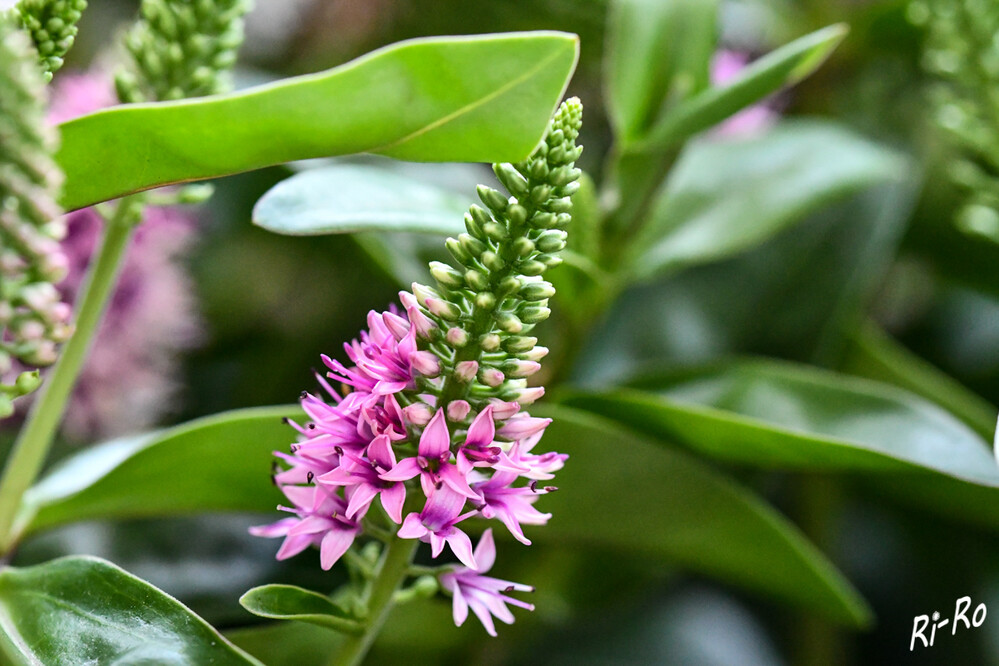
481, 251, 505, 272
483, 221, 507, 241
520, 280, 556, 300
475, 292, 497, 310
446, 237, 471, 264
532, 212, 557, 229
548, 197, 573, 214
464, 269, 489, 291
512, 237, 535, 257
539, 254, 563, 268
429, 261, 464, 288
518, 259, 546, 276
469, 204, 492, 229
459, 233, 487, 257
480, 333, 502, 351
530, 159, 549, 180
477, 185, 509, 214
536, 230, 567, 253
530, 185, 552, 204
507, 204, 528, 226
498, 276, 521, 296
519, 305, 551, 323
504, 336, 538, 353
496, 312, 523, 334
494, 163, 529, 197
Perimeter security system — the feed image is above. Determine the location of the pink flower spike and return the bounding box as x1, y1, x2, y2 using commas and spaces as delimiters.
439, 529, 535, 636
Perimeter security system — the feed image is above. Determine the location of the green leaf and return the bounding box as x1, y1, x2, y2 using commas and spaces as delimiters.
532, 405, 872, 626
15, 406, 299, 540
627, 120, 908, 282
0, 555, 262, 665
253, 164, 472, 236
605, 0, 718, 143
842, 321, 997, 440
561, 359, 999, 486
631, 24, 848, 153
57, 31, 579, 210
239, 585, 362, 633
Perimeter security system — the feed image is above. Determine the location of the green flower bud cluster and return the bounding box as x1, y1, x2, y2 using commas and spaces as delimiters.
0, 15, 71, 415
910, 0, 999, 236
16, 0, 87, 82
411, 98, 583, 405
115, 0, 251, 103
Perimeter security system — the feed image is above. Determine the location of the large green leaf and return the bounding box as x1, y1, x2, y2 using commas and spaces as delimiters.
532, 406, 871, 626
14, 406, 298, 540
0, 556, 262, 665
253, 163, 472, 236
604, 0, 718, 143
576, 179, 917, 385
57, 31, 579, 210
842, 321, 997, 440
627, 121, 908, 282
630, 24, 847, 154
561, 360, 999, 485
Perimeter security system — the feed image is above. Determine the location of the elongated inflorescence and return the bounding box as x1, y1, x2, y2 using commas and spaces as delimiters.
0, 15, 70, 417
910, 0, 999, 234
252, 98, 583, 635
16, 0, 88, 82
115, 0, 251, 103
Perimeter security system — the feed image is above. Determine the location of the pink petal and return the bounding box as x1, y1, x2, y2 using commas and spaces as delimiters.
465, 406, 495, 448
472, 529, 496, 573
380, 457, 421, 482
446, 529, 477, 569
439, 463, 479, 500
397, 513, 427, 539
452, 586, 470, 627
345, 483, 379, 519
419, 409, 451, 458
380, 483, 406, 524
320, 528, 355, 570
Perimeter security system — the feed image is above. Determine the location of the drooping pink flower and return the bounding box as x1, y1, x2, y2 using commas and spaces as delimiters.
439, 529, 535, 636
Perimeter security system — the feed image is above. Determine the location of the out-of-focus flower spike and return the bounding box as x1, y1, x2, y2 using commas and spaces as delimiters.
16, 0, 88, 82
115, 0, 251, 103
0, 14, 70, 406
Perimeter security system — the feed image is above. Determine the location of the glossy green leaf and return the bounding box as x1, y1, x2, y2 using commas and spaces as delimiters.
253, 164, 471, 236
57, 31, 579, 210
239, 585, 362, 633
627, 121, 908, 282
605, 0, 718, 143
561, 360, 999, 487
0, 556, 262, 665
576, 180, 917, 385
532, 406, 871, 626
15, 406, 299, 540
631, 24, 848, 153
842, 321, 997, 440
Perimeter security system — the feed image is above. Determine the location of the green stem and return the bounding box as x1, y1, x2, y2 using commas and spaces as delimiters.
0, 199, 140, 551
327, 538, 419, 666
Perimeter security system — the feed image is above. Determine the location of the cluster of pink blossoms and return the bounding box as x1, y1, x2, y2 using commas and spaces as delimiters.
251, 290, 566, 633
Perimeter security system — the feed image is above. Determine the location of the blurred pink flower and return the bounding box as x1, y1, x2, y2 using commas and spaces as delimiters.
711, 50, 779, 137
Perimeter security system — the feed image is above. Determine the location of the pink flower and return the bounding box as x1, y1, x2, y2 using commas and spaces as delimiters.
397, 485, 478, 568
439, 529, 534, 636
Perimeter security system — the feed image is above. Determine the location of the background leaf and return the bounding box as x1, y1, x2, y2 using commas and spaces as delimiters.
0, 556, 262, 665
562, 359, 999, 484
604, 0, 718, 143
532, 405, 871, 626
627, 120, 909, 282
633, 24, 848, 153
57, 31, 579, 210
253, 164, 472, 236
16, 406, 298, 539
